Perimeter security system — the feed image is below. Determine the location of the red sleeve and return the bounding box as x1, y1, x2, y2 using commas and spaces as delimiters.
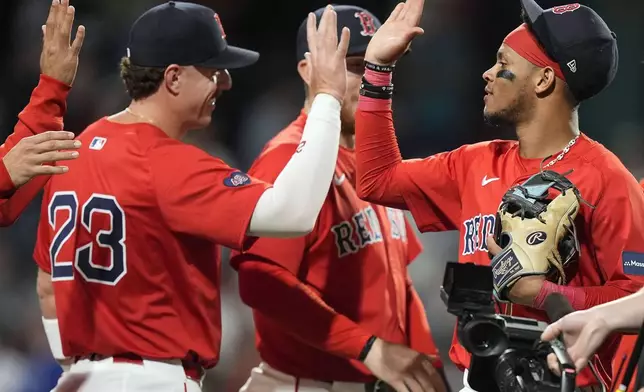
405, 217, 423, 265
150, 141, 270, 251
0, 75, 69, 224
355, 107, 471, 232
237, 258, 373, 359
582, 172, 644, 307
229, 144, 309, 273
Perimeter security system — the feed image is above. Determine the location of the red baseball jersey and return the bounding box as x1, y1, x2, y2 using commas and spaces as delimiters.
33, 118, 270, 367
230, 112, 435, 382
356, 107, 644, 387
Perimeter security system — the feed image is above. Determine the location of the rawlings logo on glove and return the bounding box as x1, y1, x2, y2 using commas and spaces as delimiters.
491, 170, 592, 302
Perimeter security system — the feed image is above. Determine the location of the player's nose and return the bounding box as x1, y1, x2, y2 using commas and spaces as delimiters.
482, 65, 495, 83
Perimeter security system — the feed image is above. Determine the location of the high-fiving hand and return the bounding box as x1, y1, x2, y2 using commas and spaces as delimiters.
41, 0, 86, 86
365, 0, 425, 66
3, 132, 81, 188
305, 5, 351, 104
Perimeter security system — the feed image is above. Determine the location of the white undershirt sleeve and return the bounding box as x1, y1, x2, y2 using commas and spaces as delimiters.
248, 93, 341, 237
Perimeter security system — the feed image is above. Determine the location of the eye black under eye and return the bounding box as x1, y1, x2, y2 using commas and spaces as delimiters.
496, 69, 516, 81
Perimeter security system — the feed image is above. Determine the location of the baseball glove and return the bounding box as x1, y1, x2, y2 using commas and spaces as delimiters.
490, 170, 590, 302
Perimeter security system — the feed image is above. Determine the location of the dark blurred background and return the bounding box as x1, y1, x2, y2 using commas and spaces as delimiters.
0, 0, 641, 391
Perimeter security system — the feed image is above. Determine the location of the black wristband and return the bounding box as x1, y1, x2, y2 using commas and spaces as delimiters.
360, 78, 393, 100
365, 61, 395, 73
358, 335, 378, 362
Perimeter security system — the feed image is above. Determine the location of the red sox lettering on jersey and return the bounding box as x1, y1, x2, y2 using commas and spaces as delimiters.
462, 213, 496, 256
332, 206, 407, 258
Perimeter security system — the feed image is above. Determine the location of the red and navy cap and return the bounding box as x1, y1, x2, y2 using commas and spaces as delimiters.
127, 1, 259, 69
519, 0, 618, 102
296, 5, 382, 61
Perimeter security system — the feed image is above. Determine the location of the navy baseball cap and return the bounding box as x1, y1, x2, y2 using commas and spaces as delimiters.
520, 0, 618, 102
127, 1, 259, 69
296, 5, 382, 61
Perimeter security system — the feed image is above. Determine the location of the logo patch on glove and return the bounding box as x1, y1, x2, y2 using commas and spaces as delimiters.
492, 248, 523, 289
223, 171, 251, 187
526, 231, 547, 246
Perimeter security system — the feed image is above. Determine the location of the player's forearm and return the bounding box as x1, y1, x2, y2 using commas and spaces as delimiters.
37, 268, 57, 319
354, 69, 407, 208
0, 176, 50, 226
2, 75, 69, 154
0, 76, 68, 197
248, 94, 341, 236
37, 268, 70, 368
592, 288, 644, 333
0, 161, 14, 198
237, 258, 373, 359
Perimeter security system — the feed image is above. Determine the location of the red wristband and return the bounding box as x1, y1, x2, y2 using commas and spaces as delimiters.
532, 281, 587, 310
364, 68, 393, 86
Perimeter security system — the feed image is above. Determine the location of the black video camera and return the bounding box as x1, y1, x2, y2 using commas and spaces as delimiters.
440, 262, 576, 392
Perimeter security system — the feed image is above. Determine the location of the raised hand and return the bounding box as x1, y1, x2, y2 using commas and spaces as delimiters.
2, 131, 81, 187
41, 0, 86, 86
365, 0, 425, 66
364, 338, 447, 392
305, 5, 351, 103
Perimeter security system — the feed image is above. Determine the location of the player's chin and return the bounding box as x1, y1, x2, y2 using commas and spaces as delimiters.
195, 114, 213, 129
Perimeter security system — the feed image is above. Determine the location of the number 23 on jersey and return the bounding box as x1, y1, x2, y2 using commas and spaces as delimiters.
48, 191, 127, 285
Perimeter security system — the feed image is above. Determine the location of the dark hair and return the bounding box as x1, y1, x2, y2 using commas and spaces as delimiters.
119, 57, 165, 101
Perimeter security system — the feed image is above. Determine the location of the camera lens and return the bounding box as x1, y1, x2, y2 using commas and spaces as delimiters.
461, 319, 509, 357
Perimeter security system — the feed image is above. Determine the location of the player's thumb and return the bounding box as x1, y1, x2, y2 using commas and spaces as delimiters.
408, 26, 424, 37
541, 321, 560, 341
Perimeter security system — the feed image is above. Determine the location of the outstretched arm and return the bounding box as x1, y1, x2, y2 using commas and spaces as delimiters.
0, 0, 85, 225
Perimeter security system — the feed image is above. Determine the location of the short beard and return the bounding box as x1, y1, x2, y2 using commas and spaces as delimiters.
483, 88, 530, 129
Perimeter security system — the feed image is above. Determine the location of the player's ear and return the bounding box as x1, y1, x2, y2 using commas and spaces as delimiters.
534, 66, 556, 96
297, 57, 311, 88
163, 64, 182, 96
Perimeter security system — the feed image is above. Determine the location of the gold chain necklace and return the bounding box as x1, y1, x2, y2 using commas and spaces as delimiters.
540, 135, 580, 170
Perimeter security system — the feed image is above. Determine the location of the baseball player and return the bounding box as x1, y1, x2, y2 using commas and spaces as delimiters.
33, 2, 351, 391
230, 6, 447, 392
353, 0, 644, 390
0, 0, 85, 226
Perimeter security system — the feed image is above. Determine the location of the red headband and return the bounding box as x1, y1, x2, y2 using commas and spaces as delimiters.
503, 23, 565, 81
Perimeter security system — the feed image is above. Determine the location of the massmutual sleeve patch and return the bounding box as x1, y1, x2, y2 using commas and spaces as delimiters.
223, 171, 252, 187
622, 251, 644, 276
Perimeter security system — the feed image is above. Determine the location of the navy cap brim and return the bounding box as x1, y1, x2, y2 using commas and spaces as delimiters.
195, 45, 259, 69
520, 0, 544, 24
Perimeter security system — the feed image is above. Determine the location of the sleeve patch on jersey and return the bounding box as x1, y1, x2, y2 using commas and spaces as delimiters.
622, 252, 644, 276
223, 171, 251, 187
